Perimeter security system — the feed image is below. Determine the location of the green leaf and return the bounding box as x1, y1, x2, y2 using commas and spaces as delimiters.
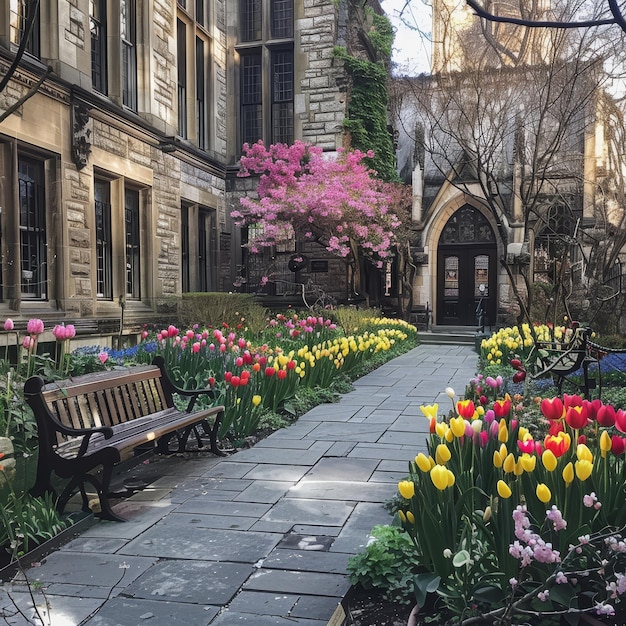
413, 572, 440, 608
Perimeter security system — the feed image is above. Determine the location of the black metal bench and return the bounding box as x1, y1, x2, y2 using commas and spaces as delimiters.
24, 356, 225, 521
530, 326, 597, 396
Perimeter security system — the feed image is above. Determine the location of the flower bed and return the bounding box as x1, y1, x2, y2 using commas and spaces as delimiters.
353, 376, 626, 625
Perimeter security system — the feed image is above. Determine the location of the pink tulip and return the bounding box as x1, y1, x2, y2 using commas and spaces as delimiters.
3, 319, 13, 331
22, 336, 34, 350
26, 318, 44, 335
98, 351, 109, 364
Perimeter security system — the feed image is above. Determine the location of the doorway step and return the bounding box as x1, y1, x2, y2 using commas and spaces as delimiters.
418, 325, 478, 346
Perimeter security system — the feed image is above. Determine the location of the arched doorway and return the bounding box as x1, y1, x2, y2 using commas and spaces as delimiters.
437, 205, 497, 326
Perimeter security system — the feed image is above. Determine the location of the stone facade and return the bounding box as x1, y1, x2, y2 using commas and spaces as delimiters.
0, 0, 385, 344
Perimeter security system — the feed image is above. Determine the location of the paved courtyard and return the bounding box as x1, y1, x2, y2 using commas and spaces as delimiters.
0, 343, 478, 626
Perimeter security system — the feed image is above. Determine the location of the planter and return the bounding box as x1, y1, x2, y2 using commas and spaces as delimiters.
327, 585, 413, 626
0, 510, 94, 581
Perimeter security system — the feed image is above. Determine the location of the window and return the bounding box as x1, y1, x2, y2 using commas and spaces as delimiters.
18, 156, 47, 299
241, 53, 262, 146
196, 37, 207, 149
180, 204, 217, 292
177, 6, 212, 148
90, 0, 107, 94
238, 0, 294, 147
125, 188, 141, 299
121, 0, 137, 110
177, 19, 188, 138
271, 49, 293, 144
11, 0, 40, 57
181, 204, 190, 293
94, 179, 113, 299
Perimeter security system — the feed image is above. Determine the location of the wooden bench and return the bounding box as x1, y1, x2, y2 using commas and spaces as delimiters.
24, 356, 225, 522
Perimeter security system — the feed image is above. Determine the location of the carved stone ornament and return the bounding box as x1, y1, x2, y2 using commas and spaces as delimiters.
71, 101, 93, 170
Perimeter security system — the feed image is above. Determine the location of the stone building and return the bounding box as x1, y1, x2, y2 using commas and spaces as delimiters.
0, 0, 385, 345
393, 0, 626, 331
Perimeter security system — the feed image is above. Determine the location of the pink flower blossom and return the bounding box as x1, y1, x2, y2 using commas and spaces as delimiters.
3, 319, 13, 331
98, 351, 109, 364
27, 318, 44, 335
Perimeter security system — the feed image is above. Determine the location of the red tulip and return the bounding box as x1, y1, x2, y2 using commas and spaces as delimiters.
224, 371, 233, 383
457, 400, 475, 419
494, 397, 511, 418
541, 398, 564, 421
510, 359, 523, 370
265, 367, 276, 377
479, 395, 488, 406
277, 369, 287, 380
565, 405, 588, 430
548, 420, 564, 436
584, 399, 603, 421
512, 371, 526, 383
612, 435, 626, 455
287, 360, 296, 370
544, 432, 571, 457
230, 376, 241, 387
596, 404, 616, 427
564, 393, 583, 408
615, 409, 626, 433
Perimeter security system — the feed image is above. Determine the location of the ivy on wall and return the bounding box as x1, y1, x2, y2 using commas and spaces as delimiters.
335, 8, 398, 182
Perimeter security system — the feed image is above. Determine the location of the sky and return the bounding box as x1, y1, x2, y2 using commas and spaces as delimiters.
380, 0, 432, 74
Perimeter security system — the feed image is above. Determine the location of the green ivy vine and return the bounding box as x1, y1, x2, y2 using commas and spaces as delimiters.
334, 9, 398, 182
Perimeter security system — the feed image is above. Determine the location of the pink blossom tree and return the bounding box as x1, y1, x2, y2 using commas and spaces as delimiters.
233, 140, 405, 304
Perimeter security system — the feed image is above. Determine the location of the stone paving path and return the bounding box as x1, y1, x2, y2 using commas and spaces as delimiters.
0, 343, 478, 626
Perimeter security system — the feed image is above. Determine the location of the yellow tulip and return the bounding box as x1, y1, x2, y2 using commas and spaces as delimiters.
576, 444, 593, 463
446, 469, 455, 487
435, 422, 448, 439
562, 461, 574, 484
430, 465, 449, 490
252, 395, 262, 407
406, 511, 415, 524
450, 416, 466, 438
518, 427, 529, 441
519, 454, 536, 472
420, 404, 439, 420
398, 480, 415, 499
503, 453, 516, 474
575, 459, 593, 481
536, 483, 551, 503
398, 510, 407, 523
498, 424, 508, 443
513, 459, 524, 476
436, 443, 451, 464
600, 430, 612, 456
493, 450, 503, 468
445, 429, 454, 443
483, 506, 492, 522
542, 449, 558, 472
415, 453, 432, 473
497, 480, 512, 498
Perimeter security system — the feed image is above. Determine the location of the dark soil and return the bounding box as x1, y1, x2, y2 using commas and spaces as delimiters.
341, 587, 414, 626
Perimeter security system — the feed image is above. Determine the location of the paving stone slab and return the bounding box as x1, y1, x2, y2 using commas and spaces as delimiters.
242, 464, 309, 481
371, 469, 408, 483
161, 511, 257, 531
175, 498, 272, 518
262, 548, 349, 574
123, 560, 252, 604
209, 611, 328, 625
292, 524, 342, 537
360, 410, 406, 424
234, 480, 294, 504
303, 457, 379, 481
290, 594, 343, 619
249, 437, 318, 450
347, 442, 422, 461
225, 590, 299, 615
306, 422, 387, 442
80, 502, 177, 540
205, 461, 260, 478
245, 568, 350, 597
82, 596, 219, 625
297, 405, 361, 421
288, 480, 391, 503
21, 551, 156, 588
323, 441, 357, 457
263, 498, 355, 526
0, 590, 104, 626
120, 522, 281, 562
60, 536, 129, 554
227, 446, 332, 465
249, 519, 295, 533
